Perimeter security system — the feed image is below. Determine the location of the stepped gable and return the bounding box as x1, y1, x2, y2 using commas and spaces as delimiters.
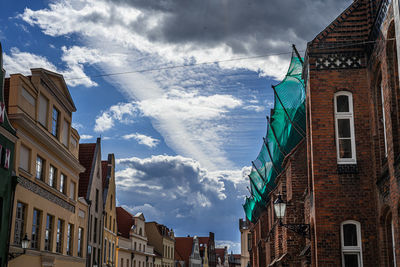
116, 206, 134, 239
78, 143, 96, 198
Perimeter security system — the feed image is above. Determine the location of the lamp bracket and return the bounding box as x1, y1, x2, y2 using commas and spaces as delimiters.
280, 221, 310, 239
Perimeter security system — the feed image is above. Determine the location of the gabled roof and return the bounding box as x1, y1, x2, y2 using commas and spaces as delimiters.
175, 237, 193, 267
308, 0, 374, 53
215, 248, 226, 262
78, 141, 98, 198
116, 206, 134, 239
31, 68, 76, 112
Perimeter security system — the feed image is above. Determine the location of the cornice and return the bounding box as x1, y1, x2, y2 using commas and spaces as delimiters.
9, 112, 85, 173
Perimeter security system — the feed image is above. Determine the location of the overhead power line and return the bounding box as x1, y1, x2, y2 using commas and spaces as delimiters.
65, 38, 396, 81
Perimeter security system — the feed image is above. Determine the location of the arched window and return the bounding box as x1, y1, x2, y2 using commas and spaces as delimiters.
334, 91, 356, 163
341, 220, 363, 267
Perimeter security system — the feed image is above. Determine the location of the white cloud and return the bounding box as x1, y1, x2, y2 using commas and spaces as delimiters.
122, 133, 160, 148
18, 0, 290, 79
120, 203, 163, 221
3, 46, 102, 87
215, 240, 241, 254
80, 134, 94, 140
94, 102, 138, 132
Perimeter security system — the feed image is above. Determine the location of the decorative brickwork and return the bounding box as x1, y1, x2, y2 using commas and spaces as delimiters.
17, 176, 75, 213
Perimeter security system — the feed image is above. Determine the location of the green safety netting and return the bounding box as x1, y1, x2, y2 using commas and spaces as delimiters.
243, 48, 306, 223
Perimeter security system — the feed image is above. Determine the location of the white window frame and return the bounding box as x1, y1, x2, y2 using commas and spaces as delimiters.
341, 220, 363, 267
334, 91, 357, 164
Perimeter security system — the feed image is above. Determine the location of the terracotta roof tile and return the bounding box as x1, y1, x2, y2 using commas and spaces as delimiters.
175, 237, 193, 267
116, 206, 134, 239
78, 143, 96, 198
215, 248, 225, 261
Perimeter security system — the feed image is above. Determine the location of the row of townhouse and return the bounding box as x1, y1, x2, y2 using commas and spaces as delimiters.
0, 41, 120, 267
241, 0, 400, 266
115, 206, 175, 267
0, 42, 180, 267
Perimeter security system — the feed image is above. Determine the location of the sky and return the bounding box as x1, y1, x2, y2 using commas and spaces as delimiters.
0, 0, 351, 253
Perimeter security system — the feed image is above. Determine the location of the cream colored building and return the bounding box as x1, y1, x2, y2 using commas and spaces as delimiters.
6, 69, 87, 267
116, 208, 155, 267
102, 154, 117, 267
145, 222, 174, 267
239, 219, 249, 267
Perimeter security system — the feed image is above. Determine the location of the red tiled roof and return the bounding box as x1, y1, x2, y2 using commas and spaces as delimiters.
215, 248, 225, 261
116, 206, 134, 239
78, 143, 96, 198
198, 237, 209, 246
101, 160, 108, 193
175, 237, 193, 267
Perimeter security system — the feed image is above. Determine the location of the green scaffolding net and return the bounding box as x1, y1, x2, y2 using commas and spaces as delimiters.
243, 48, 305, 223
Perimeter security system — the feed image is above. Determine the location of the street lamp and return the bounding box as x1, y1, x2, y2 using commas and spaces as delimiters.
9, 234, 30, 261
273, 193, 310, 239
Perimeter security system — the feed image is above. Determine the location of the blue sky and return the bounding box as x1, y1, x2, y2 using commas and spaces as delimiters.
0, 0, 351, 252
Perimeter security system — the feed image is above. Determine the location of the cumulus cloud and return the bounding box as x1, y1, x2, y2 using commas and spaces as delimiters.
115, 154, 249, 251
94, 102, 138, 132
80, 134, 94, 140
3, 46, 115, 87
122, 133, 160, 148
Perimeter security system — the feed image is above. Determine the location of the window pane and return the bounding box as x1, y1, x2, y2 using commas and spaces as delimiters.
19, 145, 30, 171
22, 87, 35, 106
337, 95, 349, 112
60, 174, 65, 193
343, 224, 358, 246
36, 156, 44, 180
339, 139, 352, 159
38, 94, 48, 127
31, 209, 40, 249
344, 254, 359, 267
14, 202, 25, 245
70, 182, 75, 199
52, 107, 59, 137
49, 165, 57, 188
338, 119, 351, 138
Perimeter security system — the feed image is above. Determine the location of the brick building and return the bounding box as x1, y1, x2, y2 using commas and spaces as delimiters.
244, 0, 400, 266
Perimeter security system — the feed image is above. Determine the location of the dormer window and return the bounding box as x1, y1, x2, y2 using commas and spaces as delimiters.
334, 91, 356, 164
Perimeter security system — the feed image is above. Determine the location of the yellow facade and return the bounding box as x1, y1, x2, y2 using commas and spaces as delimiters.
7, 69, 87, 267
102, 154, 117, 267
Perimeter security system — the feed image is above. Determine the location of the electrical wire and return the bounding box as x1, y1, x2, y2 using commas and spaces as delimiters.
64, 38, 396, 81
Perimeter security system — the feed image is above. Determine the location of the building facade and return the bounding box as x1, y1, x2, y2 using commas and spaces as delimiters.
102, 153, 117, 267
238, 219, 249, 267
0, 43, 18, 267
145, 222, 175, 267
116, 207, 156, 267
79, 138, 104, 267
244, 0, 400, 266
6, 68, 87, 267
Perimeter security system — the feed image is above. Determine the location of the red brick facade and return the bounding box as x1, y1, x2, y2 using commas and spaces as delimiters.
247, 0, 400, 266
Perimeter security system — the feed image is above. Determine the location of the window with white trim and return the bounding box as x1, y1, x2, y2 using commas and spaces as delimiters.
341, 220, 363, 267
334, 91, 356, 164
